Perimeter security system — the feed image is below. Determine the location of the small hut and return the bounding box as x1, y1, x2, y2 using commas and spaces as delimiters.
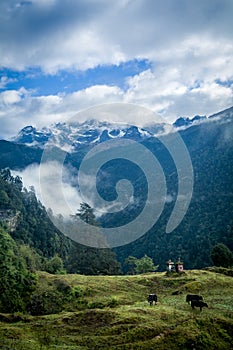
166, 259, 175, 272
175, 257, 184, 273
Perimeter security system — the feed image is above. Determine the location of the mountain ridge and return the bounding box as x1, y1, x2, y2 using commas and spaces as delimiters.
10, 105, 233, 152
0, 105, 232, 271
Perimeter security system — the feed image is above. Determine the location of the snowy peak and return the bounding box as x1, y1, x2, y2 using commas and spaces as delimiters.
12, 120, 154, 151
12, 106, 233, 151
14, 125, 52, 146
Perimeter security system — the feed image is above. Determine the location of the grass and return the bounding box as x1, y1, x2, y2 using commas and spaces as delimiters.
0, 269, 233, 349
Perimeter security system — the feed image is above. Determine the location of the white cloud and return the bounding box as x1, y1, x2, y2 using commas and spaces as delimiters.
0, 76, 17, 89
0, 72, 232, 140
0, 90, 22, 104
0, 0, 233, 137
12, 162, 82, 217
123, 33, 233, 119
1, 0, 233, 72
0, 85, 123, 138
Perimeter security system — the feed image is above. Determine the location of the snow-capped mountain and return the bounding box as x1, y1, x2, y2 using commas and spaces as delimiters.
12, 120, 157, 152
12, 106, 233, 152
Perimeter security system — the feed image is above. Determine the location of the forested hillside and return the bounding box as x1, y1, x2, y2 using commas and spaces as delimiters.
115, 115, 233, 270
0, 108, 233, 272
0, 169, 121, 278
0, 168, 71, 258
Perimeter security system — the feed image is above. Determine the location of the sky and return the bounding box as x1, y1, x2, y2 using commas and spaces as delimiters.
0, 0, 233, 139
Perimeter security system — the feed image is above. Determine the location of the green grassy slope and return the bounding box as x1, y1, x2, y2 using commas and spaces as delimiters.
0, 269, 232, 349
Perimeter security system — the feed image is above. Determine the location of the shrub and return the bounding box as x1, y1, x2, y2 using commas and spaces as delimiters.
28, 290, 63, 315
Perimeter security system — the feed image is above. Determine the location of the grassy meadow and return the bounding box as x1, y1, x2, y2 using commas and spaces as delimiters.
0, 268, 232, 349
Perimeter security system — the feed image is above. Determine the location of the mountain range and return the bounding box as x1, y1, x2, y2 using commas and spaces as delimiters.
0, 105, 233, 271
11, 112, 211, 151
11, 120, 155, 151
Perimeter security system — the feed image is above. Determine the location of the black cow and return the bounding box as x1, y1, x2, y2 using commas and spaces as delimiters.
191, 300, 208, 311
186, 294, 203, 304
147, 294, 157, 306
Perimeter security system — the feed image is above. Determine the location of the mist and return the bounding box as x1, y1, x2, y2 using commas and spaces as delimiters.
12, 162, 83, 218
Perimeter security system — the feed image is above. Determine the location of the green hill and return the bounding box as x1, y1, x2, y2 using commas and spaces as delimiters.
0, 269, 232, 349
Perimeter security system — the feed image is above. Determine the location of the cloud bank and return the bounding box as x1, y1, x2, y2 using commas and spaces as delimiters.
12, 162, 83, 217
0, 0, 232, 138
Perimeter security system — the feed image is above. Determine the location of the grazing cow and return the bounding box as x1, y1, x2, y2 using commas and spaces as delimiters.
147, 294, 157, 306
186, 294, 203, 304
191, 300, 208, 311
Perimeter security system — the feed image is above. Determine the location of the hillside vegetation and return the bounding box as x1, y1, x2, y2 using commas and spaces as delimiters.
1, 109, 233, 271
0, 269, 232, 349
0, 170, 121, 276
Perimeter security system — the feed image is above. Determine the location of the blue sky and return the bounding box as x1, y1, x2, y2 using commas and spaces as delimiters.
0, 0, 233, 139
0, 59, 152, 96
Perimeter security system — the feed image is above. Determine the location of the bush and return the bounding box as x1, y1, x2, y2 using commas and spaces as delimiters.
44, 255, 66, 274
28, 290, 64, 315
53, 278, 71, 293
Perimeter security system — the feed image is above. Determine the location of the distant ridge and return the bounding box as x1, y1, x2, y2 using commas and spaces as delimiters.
11, 107, 233, 151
